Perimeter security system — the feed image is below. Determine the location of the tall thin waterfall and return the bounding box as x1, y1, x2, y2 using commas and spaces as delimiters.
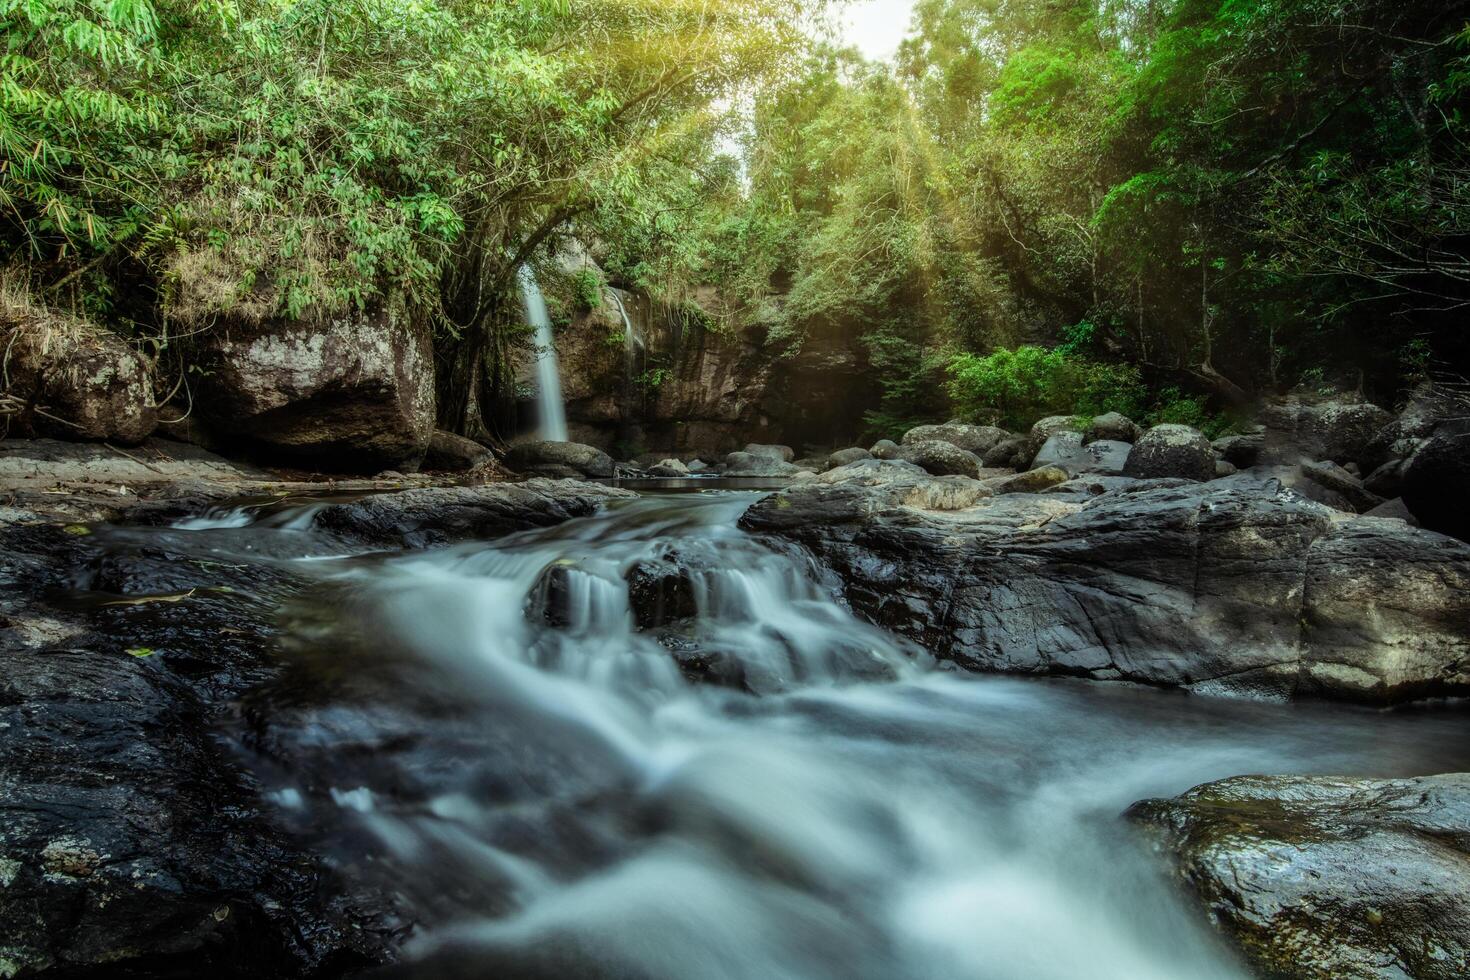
518, 266, 568, 442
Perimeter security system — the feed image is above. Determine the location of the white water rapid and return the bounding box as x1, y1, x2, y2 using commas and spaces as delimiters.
241, 489, 1468, 980
519, 266, 568, 442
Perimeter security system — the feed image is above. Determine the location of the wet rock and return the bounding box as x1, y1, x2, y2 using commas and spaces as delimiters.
506, 440, 616, 479
313, 481, 635, 549
1123, 424, 1215, 482
1260, 394, 1394, 466
1402, 423, 1470, 542
1031, 431, 1131, 477
1128, 774, 1470, 980
1084, 412, 1141, 445
870, 439, 901, 460
724, 451, 800, 478
901, 423, 1007, 456
626, 558, 699, 629
827, 447, 872, 468
192, 303, 435, 472
742, 443, 795, 463
986, 466, 1070, 495
424, 431, 493, 472
2, 314, 157, 444
743, 477, 1470, 703
648, 458, 691, 478
1300, 459, 1384, 514
896, 440, 981, 478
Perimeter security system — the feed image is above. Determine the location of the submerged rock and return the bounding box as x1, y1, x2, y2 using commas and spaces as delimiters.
1129, 774, 1470, 980
743, 475, 1470, 703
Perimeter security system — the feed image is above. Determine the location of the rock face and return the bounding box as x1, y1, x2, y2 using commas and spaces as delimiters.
2, 315, 156, 443
1402, 423, 1470, 542
1032, 431, 1131, 476
742, 475, 1470, 703
505, 440, 615, 479
1129, 774, 1470, 980
901, 423, 1007, 456
192, 304, 435, 472
1123, 424, 1215, 481
896, 439, 982, 478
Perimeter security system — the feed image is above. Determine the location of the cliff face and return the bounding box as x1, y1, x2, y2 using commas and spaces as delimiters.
545, 286, 877, 458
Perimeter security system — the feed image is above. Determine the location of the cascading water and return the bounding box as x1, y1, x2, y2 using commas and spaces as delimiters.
518, 266, 568, 442
215, 489, 1470, 980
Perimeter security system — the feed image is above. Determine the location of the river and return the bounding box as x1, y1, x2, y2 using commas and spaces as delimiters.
164, 489, 1470, 978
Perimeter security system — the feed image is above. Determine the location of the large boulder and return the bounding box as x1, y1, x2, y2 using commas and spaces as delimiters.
1260, 394, 1394, 466
896, 440, 982, 478
1129, 774, 1470, 980
192, 304, 435, 472
2, 313, 156, 444
648, 458, 691, 478
1299, 459, 1384, 514
1123, 424, 1215, 482
423, 430, 493, 472
506, 440, 616, 479
1361, 381, 1454, 471
827, 447, 873, 468
723, 451, 799, 478
1084, 412, 1141, 445
901, 423, 1007, 456
869, 439, 901, 460
1402, 422, 1470, 541
742, 443, 795, 463
1025, 416, 1084, 466
983, 434, 1030, 469
1211, 430, 1265, 469
743, 477, 1470, 703
1032, 431, 1131, 476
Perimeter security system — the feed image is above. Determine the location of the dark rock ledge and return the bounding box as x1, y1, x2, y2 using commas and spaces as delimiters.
0, 479, 632, 978
741, 463, 1470, 704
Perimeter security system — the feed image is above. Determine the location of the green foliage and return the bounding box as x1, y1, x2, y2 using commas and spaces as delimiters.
947, 346, 1145, 431
570, 269, 604, 312
1145, 387, 1231, 440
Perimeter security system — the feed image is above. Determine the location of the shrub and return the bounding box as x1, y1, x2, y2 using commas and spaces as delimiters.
946, 346, 1145, 431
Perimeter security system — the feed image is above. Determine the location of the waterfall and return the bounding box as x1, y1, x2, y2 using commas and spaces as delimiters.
518, 266, 568, 442
607, 287, 642, 357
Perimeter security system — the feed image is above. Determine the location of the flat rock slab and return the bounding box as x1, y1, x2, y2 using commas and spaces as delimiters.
742, 474, 1470, 703
1129, 774, 1470, 980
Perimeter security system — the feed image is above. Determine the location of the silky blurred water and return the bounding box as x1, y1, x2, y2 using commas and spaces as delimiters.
209, 491, 1470, 979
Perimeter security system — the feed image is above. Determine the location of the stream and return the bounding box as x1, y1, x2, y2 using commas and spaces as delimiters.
147, 488, 1470, 979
